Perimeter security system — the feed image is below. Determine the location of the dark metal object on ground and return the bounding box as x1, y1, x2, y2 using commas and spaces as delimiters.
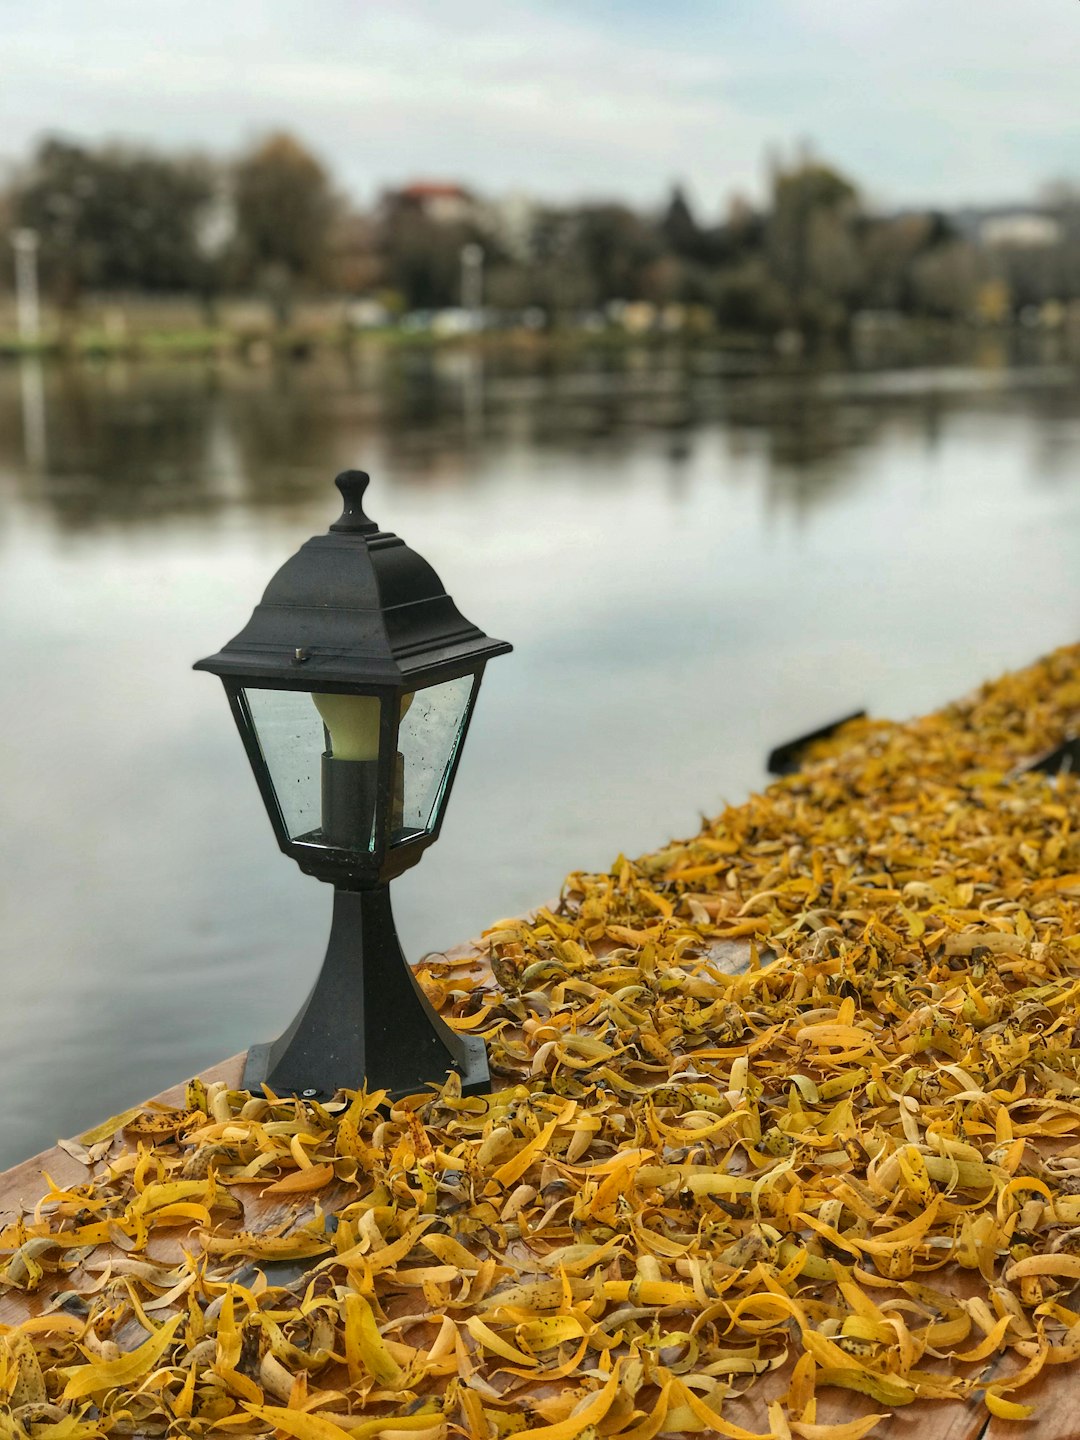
240, 887, 487, 1100
195, 470, 510, 1099
1019, 734, 1080, 777
766, 710, 867, 776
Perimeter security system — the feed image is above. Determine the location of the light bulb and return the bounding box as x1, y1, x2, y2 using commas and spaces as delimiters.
313, 692, 414, 761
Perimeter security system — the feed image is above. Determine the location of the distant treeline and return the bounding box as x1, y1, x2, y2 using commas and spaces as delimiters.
3, 131, 1080, 337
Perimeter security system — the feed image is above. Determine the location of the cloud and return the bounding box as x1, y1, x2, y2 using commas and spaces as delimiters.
0, 0, 1076, 211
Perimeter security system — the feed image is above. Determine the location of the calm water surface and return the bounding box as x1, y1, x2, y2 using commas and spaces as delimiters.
2, 347, 1079, 1165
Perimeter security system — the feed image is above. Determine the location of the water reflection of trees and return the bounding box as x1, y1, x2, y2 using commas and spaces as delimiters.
1, 353, 1077, 534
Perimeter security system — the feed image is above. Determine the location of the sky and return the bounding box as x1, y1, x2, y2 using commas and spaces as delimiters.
1, 0, 1077, 216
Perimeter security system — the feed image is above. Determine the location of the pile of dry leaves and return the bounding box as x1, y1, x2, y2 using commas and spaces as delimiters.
5, 645, 1080, 1439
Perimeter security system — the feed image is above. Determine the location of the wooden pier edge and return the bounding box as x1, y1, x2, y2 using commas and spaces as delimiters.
0, 932, 495, 1218
0, 1054, 245, 1227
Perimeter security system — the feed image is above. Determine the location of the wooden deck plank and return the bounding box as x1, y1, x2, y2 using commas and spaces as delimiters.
984, 1368, 1078, 1440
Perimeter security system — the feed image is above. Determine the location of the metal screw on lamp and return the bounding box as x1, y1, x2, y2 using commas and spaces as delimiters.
194, 470, 511, 1100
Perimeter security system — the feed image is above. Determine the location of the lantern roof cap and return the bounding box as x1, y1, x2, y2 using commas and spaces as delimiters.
194, 470, 511, 689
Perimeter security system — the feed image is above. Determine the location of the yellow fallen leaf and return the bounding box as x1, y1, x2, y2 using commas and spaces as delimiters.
1006, 1254, 1080, 1282
790, 1419, 888, 1440
515, 1364, 621, 1439
78, 1106, 146, 1145
985, 1390, 1035, 1421
465, 1315, 539, 1367
243, 1408, 355, 1440
62, 1314, 182, 1401
262, 1161, 336, 1195
344, 1291, 402, 1387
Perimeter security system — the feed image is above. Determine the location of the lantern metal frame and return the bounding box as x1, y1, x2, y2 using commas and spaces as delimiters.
194, 471, 511, 1100
221, 669, 483, 890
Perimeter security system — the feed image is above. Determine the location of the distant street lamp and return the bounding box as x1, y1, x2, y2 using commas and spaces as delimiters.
461, 241, 484, 319
196, 471, 511, 1098
11, 229, 41, 345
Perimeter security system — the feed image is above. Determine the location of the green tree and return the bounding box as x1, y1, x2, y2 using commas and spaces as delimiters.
661, 184, 704, 260
231, 133, 339, 325
910, 241, 983, 319
859, 214, 948, 311
575, 204, 664, 302
712, 258, 787, 333
12, 136, 216, 310
766, 158, 859, 333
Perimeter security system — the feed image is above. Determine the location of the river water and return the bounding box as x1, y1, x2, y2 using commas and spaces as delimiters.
2, 346, 1079, 1166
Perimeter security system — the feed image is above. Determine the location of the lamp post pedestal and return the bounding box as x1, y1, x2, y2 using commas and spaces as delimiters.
242, 886, 489, 1100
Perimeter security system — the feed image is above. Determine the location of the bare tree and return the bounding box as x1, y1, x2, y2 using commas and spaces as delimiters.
231, 133, 339, 326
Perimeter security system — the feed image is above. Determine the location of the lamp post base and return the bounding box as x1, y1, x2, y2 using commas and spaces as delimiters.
241, 885, 491, 1102
241, 1033, 490, 1103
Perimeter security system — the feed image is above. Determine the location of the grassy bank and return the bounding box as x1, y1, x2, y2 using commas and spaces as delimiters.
2, 308, 1078, 381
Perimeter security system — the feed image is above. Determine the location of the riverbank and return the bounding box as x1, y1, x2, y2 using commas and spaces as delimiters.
2, 304, 1078, 373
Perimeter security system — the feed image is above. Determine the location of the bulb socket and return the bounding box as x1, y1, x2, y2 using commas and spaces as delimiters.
321, 754, 379, 850
320, 752, 406, 851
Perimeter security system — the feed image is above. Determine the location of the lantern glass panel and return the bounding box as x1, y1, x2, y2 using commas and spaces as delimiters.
243, 686, 381, 852
392, 674, 475, 845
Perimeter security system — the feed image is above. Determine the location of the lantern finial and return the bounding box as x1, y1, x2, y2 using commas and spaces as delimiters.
330, 470, 378, 534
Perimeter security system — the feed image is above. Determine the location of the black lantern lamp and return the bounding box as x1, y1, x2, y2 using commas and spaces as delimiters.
195, 471, 511, 1099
